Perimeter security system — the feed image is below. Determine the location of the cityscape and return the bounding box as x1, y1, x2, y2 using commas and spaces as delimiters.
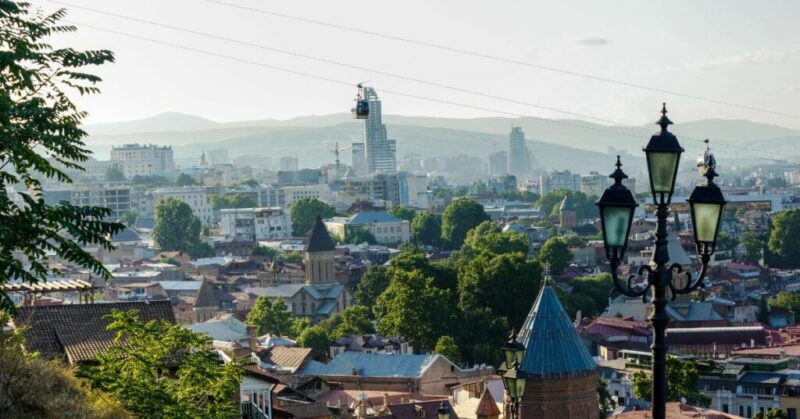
2, 1, 800, 419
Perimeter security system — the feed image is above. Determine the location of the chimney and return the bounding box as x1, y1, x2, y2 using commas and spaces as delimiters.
247, 325, 258, 350
574, 310, 582, 327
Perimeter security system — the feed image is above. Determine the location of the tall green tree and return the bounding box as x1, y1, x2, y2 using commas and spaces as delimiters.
320, 305, 375, 338
290, 198, 337, 236
769, 291, 800, 322
769, 209, 800, 268
388, 206, 416, 222
537, 190, 598, 219
82, 309, 243, 418
296, 325, 331, 354
411, 211, 442, 247
458, 252, 543, 329
374, 270, 454, 350
632, 357, 708, 406
441, 199, 489, 249
434, 335, 460, 364
246, 296, 294, 336
354, 266, 392, 308
175, 173, 197, 186
104, 166, 126, 182
563, 274, 613, 318
538, 237, 574, 274
740, 232, 766, 264
0, 1, 124, 312
152, 198, 207, 257
598, 377, 613, 419
461, 221, 529, 256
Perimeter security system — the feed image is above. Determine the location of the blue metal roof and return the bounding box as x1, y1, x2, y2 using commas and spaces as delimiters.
347, 211, 401, 225
517, 285, 596, 378
156, 280, 203, 292
301, 351, 439, 378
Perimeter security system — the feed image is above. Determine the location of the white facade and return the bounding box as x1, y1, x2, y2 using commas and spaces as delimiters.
219, 207, 291, 241
82, 159, 125, 180
325, 212, 411, 245
110, 144, 175, 178
282, 184, 331, 207
153, 186, 213, 224
581, 172, 609, 197
540, 170, 581, 195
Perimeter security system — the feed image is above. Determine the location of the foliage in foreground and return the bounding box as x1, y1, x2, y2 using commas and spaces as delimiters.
0, 0, 124, 311
82, 310, 243, 418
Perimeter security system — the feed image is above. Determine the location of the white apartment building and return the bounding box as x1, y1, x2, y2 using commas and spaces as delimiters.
110, 144, 175, 178
82, 159, 125, 181
43, 182, 131, 214
540, 170, 581, 195
153, 186, 213, 224
282, 184, 331, 207
219, 207, 292, 242
324, 212, 410, 245
580, 172, 609, 198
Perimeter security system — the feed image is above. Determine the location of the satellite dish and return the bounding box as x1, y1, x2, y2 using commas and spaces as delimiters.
680, 397, 687, 405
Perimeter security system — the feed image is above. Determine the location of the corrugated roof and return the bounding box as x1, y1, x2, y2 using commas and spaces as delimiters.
305, 215, 335, 252
156, 280, 204, 291
302, 352, 441, 378
517, 285, 596, 378
348, 211, 402, 225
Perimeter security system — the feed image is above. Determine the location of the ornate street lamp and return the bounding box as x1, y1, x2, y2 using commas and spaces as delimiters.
500, 329, 525, 369
436, 400, 451, 419
598, 105, 726, 419
502, 363, 527, 419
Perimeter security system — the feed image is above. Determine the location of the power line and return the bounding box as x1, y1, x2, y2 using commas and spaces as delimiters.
59, 19, 798, 164
199, 0, 800, 120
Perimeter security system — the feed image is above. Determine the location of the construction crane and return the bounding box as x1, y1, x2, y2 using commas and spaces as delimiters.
330, 142, 354, 172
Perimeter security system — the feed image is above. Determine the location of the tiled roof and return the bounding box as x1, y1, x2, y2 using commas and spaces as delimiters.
388, 400, 458, 419
475, 388, 501, 417
14, 301, 175, 364
302, 352, 442, 378
257, 346, 312, 370
666, 326, 766, 346
278, 402, 332, 419
517, 285, 596, 378
306, 215, 335, 252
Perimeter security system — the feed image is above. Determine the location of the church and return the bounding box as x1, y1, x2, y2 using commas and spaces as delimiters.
257, 216, 352, 323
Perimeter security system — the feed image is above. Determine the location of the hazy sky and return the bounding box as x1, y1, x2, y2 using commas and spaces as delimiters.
33, 0, 800, 129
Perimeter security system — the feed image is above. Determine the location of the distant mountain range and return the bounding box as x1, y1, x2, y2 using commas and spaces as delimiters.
84, 112, 800, 170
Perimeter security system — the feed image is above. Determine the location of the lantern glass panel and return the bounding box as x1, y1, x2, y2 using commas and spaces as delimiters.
503, 374, 517, 398
647, 151, 679, 193
515, 376, 527, 398
691, 202, 722, 243
602, 206, 633, 248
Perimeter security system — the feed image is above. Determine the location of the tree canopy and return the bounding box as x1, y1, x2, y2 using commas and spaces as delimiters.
296, 326, 331, 354
0, 1, 125, 311
461, 221, 529, 256
105, 166, 126, 182
411, 211, 442, 247
632, 357, 708, 406
434, 335, 460, 364
152, 198, 212, 258
290, 198, 337, 237
208, 193, 257, 210
82, 309, 243, 418
246, 296, 294, 336
768, 209, 800, 268
441, 199, 490, 249
537, 190, 598, 219
538, 237, 574, 274
388, 205, 416, 222
354, 266, 392, 308
175, 173, 197, 186
320, 305, 375, 338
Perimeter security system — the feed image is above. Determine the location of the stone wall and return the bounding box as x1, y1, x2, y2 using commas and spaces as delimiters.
516, 373, 598, 419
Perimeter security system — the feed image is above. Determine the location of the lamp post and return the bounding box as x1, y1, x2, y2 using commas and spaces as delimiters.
500, 331, 527, 419
436, 400, 451, 419
597, 104, 726, 419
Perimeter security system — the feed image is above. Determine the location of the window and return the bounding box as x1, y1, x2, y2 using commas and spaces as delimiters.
722, 404, 728, 413
788, 408, 797, 419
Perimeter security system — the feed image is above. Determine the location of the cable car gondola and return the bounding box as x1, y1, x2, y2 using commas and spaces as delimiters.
351, 83, 369, 119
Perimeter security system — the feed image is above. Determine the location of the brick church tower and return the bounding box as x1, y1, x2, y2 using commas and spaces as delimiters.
512, 284, 598, 419
304, 215, 336, 284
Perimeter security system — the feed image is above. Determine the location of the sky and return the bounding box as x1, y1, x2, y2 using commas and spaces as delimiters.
31, 0, 800, 130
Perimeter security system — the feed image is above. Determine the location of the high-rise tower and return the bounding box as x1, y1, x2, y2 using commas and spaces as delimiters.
362, 87, 397, 174
508, 126, 529, 177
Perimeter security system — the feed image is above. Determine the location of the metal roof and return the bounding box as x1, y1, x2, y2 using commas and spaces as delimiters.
347, 211, 402, 225
302, 352, 443, 378
517, 285, 596, 378
156, 280, 204, 291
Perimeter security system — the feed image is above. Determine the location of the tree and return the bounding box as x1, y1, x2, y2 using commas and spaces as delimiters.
563, 274, 614, 318
296, 326, 331, 354
769, 291, 800, 322
441, 199, 490, 249
0, 315, 129, 417
759, 297, 770, 323
458, 253, 543, 329
754, 408, 788, 419
434, 335, 460, 364
537, 190, 598, 220
631, 357, 709, 406
320, 305, 375, 338
538, 237, 574, 274
290, 198, 337, 237
374, 270, 454, 350
740, 232, 766, 264
175, 173, 197, 186
462, 221, 529, 256
0, 2, 124, 312
769, 209, 800, 268
252, 244, 278, 258
105, 166, 126, 182
208, 194, 257, 210
292, 317, 313, 338
82, 309, 243, 418
412, 211, 441, 247
715, 232, 738, 252
346, 226, 377, 245
388, 206, 416, 222
152, 198, 207, 257
246, 296, 295, 336
354, 266, 392, 308
597, 377, 613, 419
